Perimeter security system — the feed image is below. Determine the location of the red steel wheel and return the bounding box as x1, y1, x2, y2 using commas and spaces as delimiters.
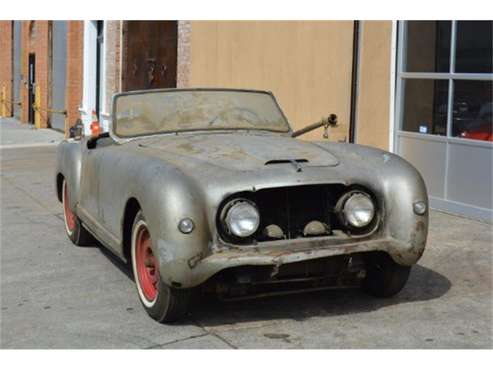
131, 211, 195, 323
134, 223, 159, 303
62, 180, 76, 234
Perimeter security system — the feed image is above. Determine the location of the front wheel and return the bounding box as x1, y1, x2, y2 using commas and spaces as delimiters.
131, 211, 194, 323
362, 252, 411, 298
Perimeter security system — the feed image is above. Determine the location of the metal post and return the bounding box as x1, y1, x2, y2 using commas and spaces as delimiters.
34, 84, 41, 128
348, 21, 360, 143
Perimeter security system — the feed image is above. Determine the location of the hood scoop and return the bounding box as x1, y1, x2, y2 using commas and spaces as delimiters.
264, 159, 308, 165
265, 159, 308, 172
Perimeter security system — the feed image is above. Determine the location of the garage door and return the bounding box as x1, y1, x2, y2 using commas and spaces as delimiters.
50, 21, 67, 132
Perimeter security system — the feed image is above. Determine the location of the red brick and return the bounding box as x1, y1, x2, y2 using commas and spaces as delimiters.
0, 21, 13, 117
65, 21, 84, 132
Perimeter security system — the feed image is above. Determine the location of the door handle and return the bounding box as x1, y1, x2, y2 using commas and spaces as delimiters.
160, 65, 167, 76
147, 62, 156, 87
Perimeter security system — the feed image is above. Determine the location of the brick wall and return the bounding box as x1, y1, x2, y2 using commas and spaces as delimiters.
0, 21, 13, 117
104, 21, 121, 115
20, 20, 50, 127
65, 21, 84, 131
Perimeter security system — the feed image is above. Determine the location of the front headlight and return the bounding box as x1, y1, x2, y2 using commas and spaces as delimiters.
342, 192, 375, 228
224, 200, 260, 238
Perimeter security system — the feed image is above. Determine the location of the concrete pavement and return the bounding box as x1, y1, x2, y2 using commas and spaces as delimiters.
0, 143, 492, 348
0, 117, 64, 149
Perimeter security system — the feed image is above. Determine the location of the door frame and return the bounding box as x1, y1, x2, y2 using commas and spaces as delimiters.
28, 53, 36, 124
81, 21, 107, 135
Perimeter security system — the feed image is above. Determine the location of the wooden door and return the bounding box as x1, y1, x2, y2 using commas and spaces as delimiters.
122, 21, 178, 91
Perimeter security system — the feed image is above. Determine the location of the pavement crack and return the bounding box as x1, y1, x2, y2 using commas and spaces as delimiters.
190, 318, 238, 349
144, 332, 210, 349
209, 332, 238, 349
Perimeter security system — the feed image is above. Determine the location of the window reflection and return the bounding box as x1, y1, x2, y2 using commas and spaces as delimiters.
402, 79, 449, 136
455, 21, 493, 73
404, 21, 451, 73
453, 80, 492, 142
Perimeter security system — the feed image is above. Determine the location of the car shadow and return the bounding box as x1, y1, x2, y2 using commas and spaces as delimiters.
96, 245, 451, 326
189, 264, 451, 327
97, 244, 134, 280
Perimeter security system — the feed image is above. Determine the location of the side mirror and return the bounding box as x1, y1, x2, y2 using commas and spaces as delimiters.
292, 114, 338, 138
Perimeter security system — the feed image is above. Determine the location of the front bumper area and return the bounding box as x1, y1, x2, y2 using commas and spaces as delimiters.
160, 233, 425, 288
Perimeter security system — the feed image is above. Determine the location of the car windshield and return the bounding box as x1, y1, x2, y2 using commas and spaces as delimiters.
113, 90, 290, 137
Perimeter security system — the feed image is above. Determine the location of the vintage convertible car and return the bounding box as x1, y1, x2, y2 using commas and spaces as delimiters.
56, 88, 428, 323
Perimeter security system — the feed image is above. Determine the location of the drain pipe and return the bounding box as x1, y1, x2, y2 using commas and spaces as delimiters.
349, 21, 360, 143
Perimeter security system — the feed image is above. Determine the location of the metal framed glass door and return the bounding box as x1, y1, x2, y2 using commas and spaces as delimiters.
394, 21, 493, 222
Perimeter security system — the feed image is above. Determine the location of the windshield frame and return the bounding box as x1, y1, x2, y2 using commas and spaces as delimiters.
110, 88, 292, 139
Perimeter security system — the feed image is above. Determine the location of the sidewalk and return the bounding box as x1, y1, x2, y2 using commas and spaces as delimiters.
0, 117, 64, 149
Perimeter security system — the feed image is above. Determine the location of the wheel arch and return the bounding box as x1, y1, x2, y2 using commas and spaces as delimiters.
122, 197, 142, 262
56, 173, 64, 202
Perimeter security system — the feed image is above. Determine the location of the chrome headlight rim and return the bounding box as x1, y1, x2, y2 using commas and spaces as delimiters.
336, 189, 379, 234
220, 198, 260, 239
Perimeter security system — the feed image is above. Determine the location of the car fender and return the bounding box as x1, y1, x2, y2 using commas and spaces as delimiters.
314, 141, 429, 265
124, 157, 213, 287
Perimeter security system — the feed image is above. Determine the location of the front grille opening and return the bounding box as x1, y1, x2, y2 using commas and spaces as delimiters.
217, 184, 351, 244
204, 253, 370, 300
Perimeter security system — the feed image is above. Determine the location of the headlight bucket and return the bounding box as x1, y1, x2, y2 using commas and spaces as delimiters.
336, 190, 377, 233
221, 199, 260, 238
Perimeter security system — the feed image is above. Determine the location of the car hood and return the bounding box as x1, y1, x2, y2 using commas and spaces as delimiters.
135, 133, 340, 171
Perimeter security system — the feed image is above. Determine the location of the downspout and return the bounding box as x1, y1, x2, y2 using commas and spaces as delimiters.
349, 20, 360, 143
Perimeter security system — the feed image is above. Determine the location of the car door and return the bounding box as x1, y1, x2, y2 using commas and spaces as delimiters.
78, 141, 103, 227
78, 139, 126, 255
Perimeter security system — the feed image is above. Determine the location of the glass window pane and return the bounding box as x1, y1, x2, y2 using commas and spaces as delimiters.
404, 21, 451, 73
401, 79, 449, 136
455, 21, 493, 73
453, 80, 492, 142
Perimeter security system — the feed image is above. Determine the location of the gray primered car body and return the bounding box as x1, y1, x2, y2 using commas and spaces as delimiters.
55, 88, 428, 289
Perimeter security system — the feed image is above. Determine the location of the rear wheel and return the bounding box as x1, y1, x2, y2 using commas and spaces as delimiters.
62, 179, 94, 246
362, 252, 411, 297
131, 211, 194, 323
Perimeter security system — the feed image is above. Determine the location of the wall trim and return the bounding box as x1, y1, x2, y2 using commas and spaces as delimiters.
430, 196, 493, 224
81, 21, 97, 135
388, 20, 398, 153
